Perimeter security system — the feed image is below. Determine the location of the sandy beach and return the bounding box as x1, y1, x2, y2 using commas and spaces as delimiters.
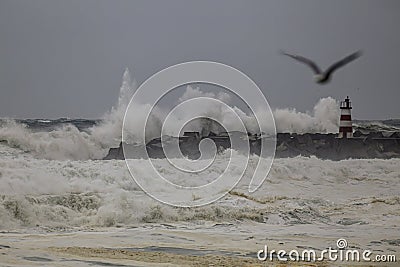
1, 220, 399, 266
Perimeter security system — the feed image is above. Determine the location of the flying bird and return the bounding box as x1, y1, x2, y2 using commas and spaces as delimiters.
281, 50, 362, 84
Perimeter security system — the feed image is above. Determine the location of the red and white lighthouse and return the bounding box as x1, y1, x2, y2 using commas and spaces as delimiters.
338, 96, 353, 138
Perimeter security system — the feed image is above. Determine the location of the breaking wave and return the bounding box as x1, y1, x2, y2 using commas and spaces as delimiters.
274, 97, 339, 133
0, 68, 397, 160
0, 151, 399, 229
0, 68, 138, 160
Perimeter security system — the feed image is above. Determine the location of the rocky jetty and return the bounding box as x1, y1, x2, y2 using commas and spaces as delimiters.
104, 131, 400, 161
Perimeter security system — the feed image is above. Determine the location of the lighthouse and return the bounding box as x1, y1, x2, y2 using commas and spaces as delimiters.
338, 96, 353, 138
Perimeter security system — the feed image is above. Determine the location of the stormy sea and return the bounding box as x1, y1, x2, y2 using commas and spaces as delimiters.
0, 71, 399, 266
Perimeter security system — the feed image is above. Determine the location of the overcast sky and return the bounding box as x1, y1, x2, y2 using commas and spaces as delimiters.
0, 0, 399, 119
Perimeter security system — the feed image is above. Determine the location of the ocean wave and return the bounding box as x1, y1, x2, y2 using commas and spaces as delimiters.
0, 68, 398, 161
0, 151, 399, 229
0, 69, 137, 160
353, 120, 400, 133
0, 68, 341, 160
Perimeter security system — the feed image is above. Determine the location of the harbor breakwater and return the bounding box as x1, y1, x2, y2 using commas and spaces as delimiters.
104, 131, 400, 160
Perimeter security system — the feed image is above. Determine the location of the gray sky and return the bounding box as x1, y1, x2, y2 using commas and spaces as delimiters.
0, 0, 399, 119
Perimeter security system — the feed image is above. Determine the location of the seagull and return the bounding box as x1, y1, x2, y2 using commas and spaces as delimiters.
281, 50, 362, 84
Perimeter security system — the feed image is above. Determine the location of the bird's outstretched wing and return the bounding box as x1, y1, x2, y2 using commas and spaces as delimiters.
325, 51, 362, 77
281, 51, 322, 74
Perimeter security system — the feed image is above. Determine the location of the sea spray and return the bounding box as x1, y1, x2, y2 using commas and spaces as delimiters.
90, 68, 138, 147
273, 97, 339, 133
0, 69, 346, 160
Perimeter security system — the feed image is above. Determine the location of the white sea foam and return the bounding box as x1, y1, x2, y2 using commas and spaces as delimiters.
0, 120, 104, 160
0, 143, 399, 229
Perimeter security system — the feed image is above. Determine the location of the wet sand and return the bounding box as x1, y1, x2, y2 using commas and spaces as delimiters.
1, 223, 398, 266
49, 246, 329, 266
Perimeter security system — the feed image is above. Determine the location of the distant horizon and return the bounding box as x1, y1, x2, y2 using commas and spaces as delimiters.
2, 116, 399, 122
